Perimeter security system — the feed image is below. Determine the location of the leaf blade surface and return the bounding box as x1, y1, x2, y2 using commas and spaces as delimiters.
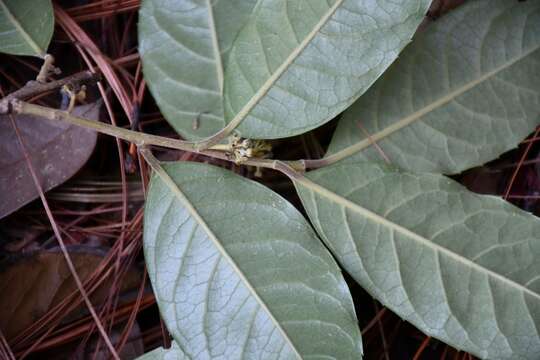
139, 0, 431, 140
138, 0, 257, 139
295, 161, 540, 359
0, 0, 53, 57
144, 161, 362, 359
328, 0, 540, 174
136, 343, 187, 360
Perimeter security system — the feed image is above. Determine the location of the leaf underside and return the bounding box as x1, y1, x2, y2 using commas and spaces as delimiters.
138, 0, 256, 139
295, 161, 540, 360
135, 342, 187, 360
0, 0, 54, 57
143, 161, 362, 359
328, 0, 540, 174
139, 0, 431, 140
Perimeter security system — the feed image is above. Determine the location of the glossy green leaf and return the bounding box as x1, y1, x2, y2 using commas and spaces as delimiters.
136, 343, 187, 360
0, 0, 53, 57
139, 0, 431, 140
327, 0, 540, 174
295, 161, 540, 360
144, 161, 362, 359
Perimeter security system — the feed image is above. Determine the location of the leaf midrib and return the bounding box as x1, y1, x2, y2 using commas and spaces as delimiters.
225, 0, 344, 130
0, 0, 45, 56
154, 165, 303, 359
205, 0, 223, 94
297, 174, 540, 302
334, 40, 540, 157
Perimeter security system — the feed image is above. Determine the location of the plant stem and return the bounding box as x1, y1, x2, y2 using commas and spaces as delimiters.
9, 100, 347, 172
11, 100, 200, 150
0, 71, 99, 113
0, 71, 360, 166
36, 54, 57, 83
297, 142, 370, 169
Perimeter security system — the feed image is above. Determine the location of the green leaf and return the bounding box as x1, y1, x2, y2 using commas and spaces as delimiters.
139, 0, 431, 140
138, 0, 258, 140
144, 161, 362, 359
0, 0, 54, 57
327, 0, 540, 174
136, 343, 187, 360
295, 161, 540, 359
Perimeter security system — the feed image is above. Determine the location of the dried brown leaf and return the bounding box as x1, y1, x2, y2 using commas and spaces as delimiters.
0, 246, 140, 339
0, 103, 100, 218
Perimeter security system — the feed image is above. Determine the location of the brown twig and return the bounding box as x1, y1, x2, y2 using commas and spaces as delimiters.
55, 5, 134, 122
413, 336, 431, 360
0, 71, 99, 113
503, 126, 540, 199
35, 54, 58, 83
362, 308, 387, 335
